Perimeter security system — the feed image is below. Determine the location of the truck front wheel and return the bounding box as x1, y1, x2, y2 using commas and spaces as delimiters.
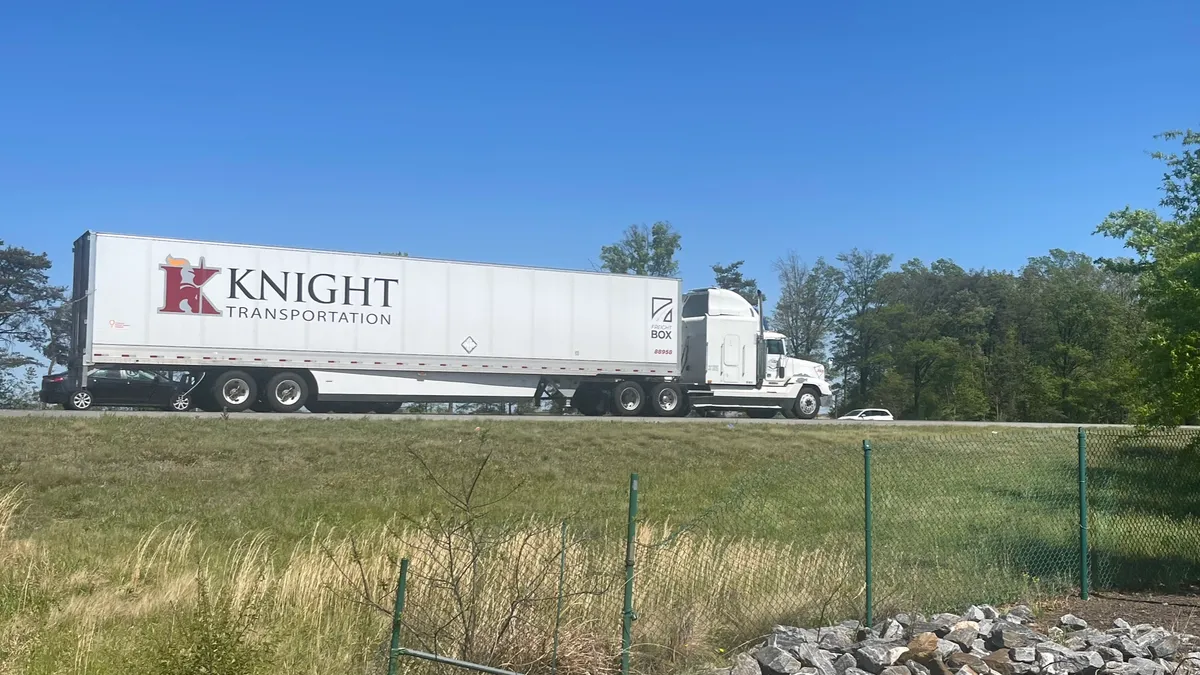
212, 370, 258, 412
265, 372, 309, 413
793, 387, 821, 420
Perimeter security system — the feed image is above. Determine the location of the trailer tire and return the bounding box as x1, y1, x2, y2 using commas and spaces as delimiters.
572, 385, 608, 416
793, 386, 821, 420
211, 371, 258, 412
611, 381, 646, 416
264, 372, 309, 413
649, 383, 685, 417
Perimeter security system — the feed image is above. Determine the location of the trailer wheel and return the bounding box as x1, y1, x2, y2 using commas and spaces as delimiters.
571, 385, 607, 416
611, 381, 646, 416
264, 372, 309, 413
649, 383, 685, 417
793, 386, 821, 420
211, 370, 257, 412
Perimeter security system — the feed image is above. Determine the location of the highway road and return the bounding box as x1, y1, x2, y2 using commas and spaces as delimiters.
0, 408, 1162, 429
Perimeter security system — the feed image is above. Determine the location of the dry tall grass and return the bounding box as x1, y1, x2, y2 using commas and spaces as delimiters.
0, 484, 868, 675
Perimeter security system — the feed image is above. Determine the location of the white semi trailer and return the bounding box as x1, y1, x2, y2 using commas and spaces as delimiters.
59, 232, 831, 418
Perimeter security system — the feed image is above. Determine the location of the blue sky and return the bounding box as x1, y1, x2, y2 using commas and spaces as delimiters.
2, 0, 1197, 300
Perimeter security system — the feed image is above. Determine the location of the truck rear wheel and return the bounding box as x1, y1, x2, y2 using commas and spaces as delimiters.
793, 387, 821, 420
264, 372, 309, 413
649, 383, 685, 417
611, 381, 646, 416
211, 370, 257, 412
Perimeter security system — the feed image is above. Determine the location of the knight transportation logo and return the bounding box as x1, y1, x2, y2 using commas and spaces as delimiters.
158, 255, 222, 315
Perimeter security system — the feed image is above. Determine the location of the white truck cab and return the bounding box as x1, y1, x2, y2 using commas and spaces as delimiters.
679, 288, 832, 418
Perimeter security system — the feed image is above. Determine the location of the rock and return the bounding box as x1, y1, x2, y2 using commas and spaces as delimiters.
802, 669, 822, 675
881, 667, 910, 675
1127, 658, 1168, 675
907, 661, 932, 675
1009, 663, 1039, 675
1037, 650, 1104, 675
1138, 631, 1171, 649
1096, 647, 1124, 663
948, 653, 989, 672
758, 643, 806, 672
835, 654, 859, 675
1102, 662, 1147, 675
1120, 637, 1152, 660
793, 644, 840, 675
759, 646, 807, 675
906, 634, 942, 659
965, 607, 988, 623
1061, 616, 1090, 632
777, 626, 821, 646
845, 669, 874, 675
1133, 627, 1157, 638
915, 619, 958, 638
980, 622, 997, 638
734, 653, 765, 675
822, 630, 858, 652
880, 621, 906, 641
934, 614, 966, 627
1090, 636, 1123, 650
974, 641, 991, 657
1149, 636, 1181, 660
1008, 606, 1037, 624
948, 628, 981, 652
982, 607, 1002, 621
855, 643, 908, 674
1155, 660, 1177, 675
955, 667, 979, 675
938, 640, 965, 659
985, 649, 1018, 675
993, 624, 1041, 650
1114, 621, 1133, 632
896, 614, 918, 627
1013, 648, 1037, 663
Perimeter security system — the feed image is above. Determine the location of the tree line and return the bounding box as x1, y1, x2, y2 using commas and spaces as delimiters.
1, 129, 1197, 424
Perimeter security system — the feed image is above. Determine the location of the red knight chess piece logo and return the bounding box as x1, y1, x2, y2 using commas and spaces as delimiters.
158, 255, 222, 315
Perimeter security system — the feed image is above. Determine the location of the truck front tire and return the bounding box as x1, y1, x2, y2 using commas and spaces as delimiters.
212, 371, 258, 412
794, 387, 821, 420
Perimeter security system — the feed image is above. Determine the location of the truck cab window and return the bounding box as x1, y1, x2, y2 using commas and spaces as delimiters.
767, 339, 785, 355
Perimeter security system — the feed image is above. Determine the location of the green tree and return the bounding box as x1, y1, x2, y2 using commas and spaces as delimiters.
771, 253, 843, 361
0, 241, 65, 407
711, 260, 761, 305
1096, 129, 1200, 425
833, 249, 893, 409
598, 222, 682, 277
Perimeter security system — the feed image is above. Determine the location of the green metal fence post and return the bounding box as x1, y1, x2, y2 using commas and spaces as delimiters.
863, 440, 874, 625
387, 558, 410, 675
621, 473, 639, 675
1078, 427, 1090, 600
552, 520, 567, 675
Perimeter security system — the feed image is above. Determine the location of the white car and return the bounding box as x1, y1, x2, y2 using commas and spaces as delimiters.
837, 408, 894, 421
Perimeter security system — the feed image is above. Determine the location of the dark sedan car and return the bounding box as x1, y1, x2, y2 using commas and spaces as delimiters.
41, 368, 194, 411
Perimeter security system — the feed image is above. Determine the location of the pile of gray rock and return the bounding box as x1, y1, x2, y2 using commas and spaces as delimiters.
721, 606, 1199, 675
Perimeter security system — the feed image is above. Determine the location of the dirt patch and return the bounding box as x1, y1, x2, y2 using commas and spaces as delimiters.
1042, 589, 1200, 634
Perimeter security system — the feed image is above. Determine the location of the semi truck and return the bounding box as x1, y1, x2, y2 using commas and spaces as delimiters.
50, 232, 832, 418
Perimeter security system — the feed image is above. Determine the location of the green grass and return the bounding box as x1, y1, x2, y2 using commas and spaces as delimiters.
0, 416, 1196, 675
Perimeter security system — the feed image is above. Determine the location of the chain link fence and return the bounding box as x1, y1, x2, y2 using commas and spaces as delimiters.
383, 426, 1200, 675
1086, 428, 1200, 591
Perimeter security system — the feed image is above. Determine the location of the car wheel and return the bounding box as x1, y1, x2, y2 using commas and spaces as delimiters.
264, 372, 309, 413
611, 381, 646, 416
793, 387, 820, 420
211, 370, 257, 412
66, 390, 93, 411
168, 393, 192, 412
649, 383, 685, 417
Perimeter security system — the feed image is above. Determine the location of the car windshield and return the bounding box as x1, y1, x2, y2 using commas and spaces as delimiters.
844, 410, 864, 416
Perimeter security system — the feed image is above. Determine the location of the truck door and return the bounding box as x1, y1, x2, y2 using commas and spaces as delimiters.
721, 334, 742, 383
